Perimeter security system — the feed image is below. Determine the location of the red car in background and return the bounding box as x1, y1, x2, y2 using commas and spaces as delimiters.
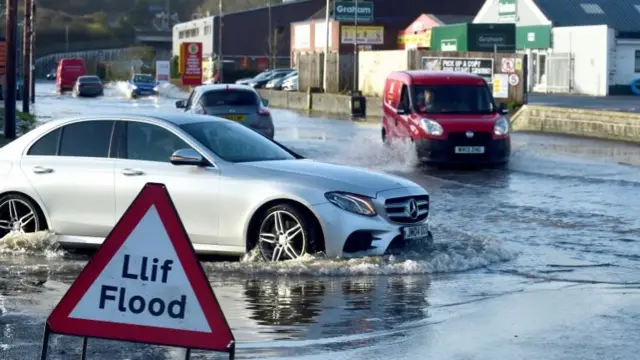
382, 70, 511, 166
56, 58, 87, 93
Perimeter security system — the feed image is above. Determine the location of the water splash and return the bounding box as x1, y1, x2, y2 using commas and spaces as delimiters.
0, 231, 65, 258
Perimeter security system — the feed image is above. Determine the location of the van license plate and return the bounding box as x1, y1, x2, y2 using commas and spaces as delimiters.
455, 146, 485, 154
402, 224, 430, 240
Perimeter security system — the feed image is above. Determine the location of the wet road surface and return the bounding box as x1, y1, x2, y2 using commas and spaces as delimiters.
0, 82, 639, 359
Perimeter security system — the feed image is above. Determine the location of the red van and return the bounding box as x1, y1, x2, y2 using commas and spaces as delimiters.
382, 71, 511, 166
56, 58, 87, 93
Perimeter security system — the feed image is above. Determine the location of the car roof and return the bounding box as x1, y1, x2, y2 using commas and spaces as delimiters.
43, 113, 226, 128
196, 83, 258, 92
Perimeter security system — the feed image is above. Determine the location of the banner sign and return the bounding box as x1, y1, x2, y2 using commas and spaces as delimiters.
180, 42, 203, 86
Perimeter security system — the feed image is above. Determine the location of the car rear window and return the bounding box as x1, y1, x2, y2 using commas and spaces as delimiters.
79, 77, 100, 83
200, 89, 259, 107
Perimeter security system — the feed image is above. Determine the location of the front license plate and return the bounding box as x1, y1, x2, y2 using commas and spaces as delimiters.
455, 146, 485, 154
221, 114, 245, 121
402, 224, 430, 240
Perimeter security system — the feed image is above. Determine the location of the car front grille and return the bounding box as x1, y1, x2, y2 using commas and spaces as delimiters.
448, 131, 493, 146
384, 195, 429, 223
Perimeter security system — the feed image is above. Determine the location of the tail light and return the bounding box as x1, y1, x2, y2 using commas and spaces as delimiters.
193, 103, 205, 114
258, 107, 270, 116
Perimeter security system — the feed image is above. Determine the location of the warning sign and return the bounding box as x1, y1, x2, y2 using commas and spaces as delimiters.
43, 183, 235, 358
501, 58, 515, 73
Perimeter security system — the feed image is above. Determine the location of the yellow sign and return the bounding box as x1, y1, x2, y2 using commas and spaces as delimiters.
341, 26, 384, 45
397, 30, 432, 48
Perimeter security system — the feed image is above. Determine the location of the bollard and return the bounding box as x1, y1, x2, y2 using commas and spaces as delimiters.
350, 90, 366, 119
306, 87, 312, 110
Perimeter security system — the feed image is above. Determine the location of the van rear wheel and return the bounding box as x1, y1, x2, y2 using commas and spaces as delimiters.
382, 128, 391, 147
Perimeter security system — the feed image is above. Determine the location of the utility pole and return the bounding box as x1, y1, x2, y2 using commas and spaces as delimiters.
22, 0, 32, 113
322, 0, 330, 92
65, 25, 69, 52
30, 1, 35, 104
165, 0, 171, 30
4, 0, 18, 140
268, 0, 273, 68
217, 0, 223, 83
353, 0, 358, 92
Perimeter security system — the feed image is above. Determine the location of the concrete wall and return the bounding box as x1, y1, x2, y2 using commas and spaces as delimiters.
512, 105, 640, 143
552, 25, 611, 96
258, 89, 383, 118
358, 50, 409, 97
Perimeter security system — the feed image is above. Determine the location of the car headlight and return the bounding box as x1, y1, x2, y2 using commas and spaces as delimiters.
419, 118, 444, 136
131, 85, 137, 90
494, 117, 509, 136
325, 192, 376, 217
153, 86, 159, 92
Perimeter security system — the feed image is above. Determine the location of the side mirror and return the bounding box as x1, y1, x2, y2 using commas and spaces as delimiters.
261, 98, 269, 106
499, 103, 509, 115
396, 105, 409, 115
175, 100, 186, 108
170, 149, 207, 166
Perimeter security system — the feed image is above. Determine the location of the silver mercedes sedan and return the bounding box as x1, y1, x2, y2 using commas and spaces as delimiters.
0, 113, 432, 261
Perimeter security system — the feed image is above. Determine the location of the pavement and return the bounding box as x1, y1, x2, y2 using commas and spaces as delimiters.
528, 93, 640, 113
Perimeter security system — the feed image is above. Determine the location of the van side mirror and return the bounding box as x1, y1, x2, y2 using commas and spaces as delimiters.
175, 100, 186, 108
261, 98, 269, 106
499, 103, 509, 115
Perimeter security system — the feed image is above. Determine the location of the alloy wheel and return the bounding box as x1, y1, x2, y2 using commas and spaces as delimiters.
258, 210, 307, 261
0, 198, 40, 238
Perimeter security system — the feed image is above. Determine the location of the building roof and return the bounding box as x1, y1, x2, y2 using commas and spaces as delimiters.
534, 0, 640, 32
428, 14, 475, 25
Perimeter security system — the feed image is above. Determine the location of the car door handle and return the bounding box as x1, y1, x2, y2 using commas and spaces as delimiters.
121, 168, 145, 176
32, 166, 54, 174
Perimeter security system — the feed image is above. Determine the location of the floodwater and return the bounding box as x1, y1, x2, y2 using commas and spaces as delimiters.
0, 82, 639, 359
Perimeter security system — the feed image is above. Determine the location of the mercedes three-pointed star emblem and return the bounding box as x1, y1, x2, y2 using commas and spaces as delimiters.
405, 199, 419, 219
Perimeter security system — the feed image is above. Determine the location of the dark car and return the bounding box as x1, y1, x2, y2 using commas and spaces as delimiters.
175, 84, 274, 138
265, 71, 297, 90
72, 75, 104, 97
246, 69, 294, 89
46, 70, 56, 80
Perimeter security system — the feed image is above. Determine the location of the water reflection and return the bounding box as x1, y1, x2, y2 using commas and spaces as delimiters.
239, 276, 430, 341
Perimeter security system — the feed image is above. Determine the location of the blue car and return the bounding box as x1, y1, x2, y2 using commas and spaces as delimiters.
126, 73, 159, 98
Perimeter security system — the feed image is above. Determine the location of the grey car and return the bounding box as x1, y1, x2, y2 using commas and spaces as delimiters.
175, 84, 275, 138
72, 75, 104, 97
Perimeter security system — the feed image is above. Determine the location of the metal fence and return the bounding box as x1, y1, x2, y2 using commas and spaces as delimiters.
545, 52, 573, 94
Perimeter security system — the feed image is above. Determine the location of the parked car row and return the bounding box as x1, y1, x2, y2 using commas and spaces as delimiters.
236, 69, 298, 91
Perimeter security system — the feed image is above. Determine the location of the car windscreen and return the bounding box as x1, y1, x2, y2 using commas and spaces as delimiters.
200, 89, 259, 107
413, 84, 497, 114
133, 75, 154, 83
253, 72, 272, 80
180, 121, 296, 163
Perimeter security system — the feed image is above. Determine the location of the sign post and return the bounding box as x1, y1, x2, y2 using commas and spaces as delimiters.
40, 183, 235, 359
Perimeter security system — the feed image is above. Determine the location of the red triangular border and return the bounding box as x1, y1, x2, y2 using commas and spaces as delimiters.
47, 183, 235, 352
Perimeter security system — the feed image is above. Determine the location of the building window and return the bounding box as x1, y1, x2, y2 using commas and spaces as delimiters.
204, 25, 211, 35
580, 3, 604, 14
635, 50, 640, 73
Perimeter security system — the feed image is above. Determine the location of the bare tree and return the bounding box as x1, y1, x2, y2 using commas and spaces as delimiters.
266, 28, 285, 68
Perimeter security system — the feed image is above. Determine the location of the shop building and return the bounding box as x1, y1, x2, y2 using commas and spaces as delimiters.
397, 14, 473, 50
173, 0, 324, 69
473, 0, 640, 96
289, 0, 484, 62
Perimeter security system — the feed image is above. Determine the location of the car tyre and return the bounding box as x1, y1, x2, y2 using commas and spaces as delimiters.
256, 204, 318, 262
0, 193, 46, 239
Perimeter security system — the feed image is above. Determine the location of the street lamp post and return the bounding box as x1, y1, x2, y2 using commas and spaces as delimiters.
322, 0, 329, 92
217, 0, 223, 83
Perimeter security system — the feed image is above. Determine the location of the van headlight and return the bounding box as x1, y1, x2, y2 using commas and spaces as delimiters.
420, 118, 443, 136
494, 117, 510, 136
325, 192, 376, 216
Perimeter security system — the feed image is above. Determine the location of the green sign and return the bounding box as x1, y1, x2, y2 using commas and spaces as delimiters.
516, 25, 551, 49
334, 1, 374, 22
498, 0, 517, 22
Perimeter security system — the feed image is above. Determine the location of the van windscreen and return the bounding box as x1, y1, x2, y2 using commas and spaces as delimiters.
413, 84, 497, 114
